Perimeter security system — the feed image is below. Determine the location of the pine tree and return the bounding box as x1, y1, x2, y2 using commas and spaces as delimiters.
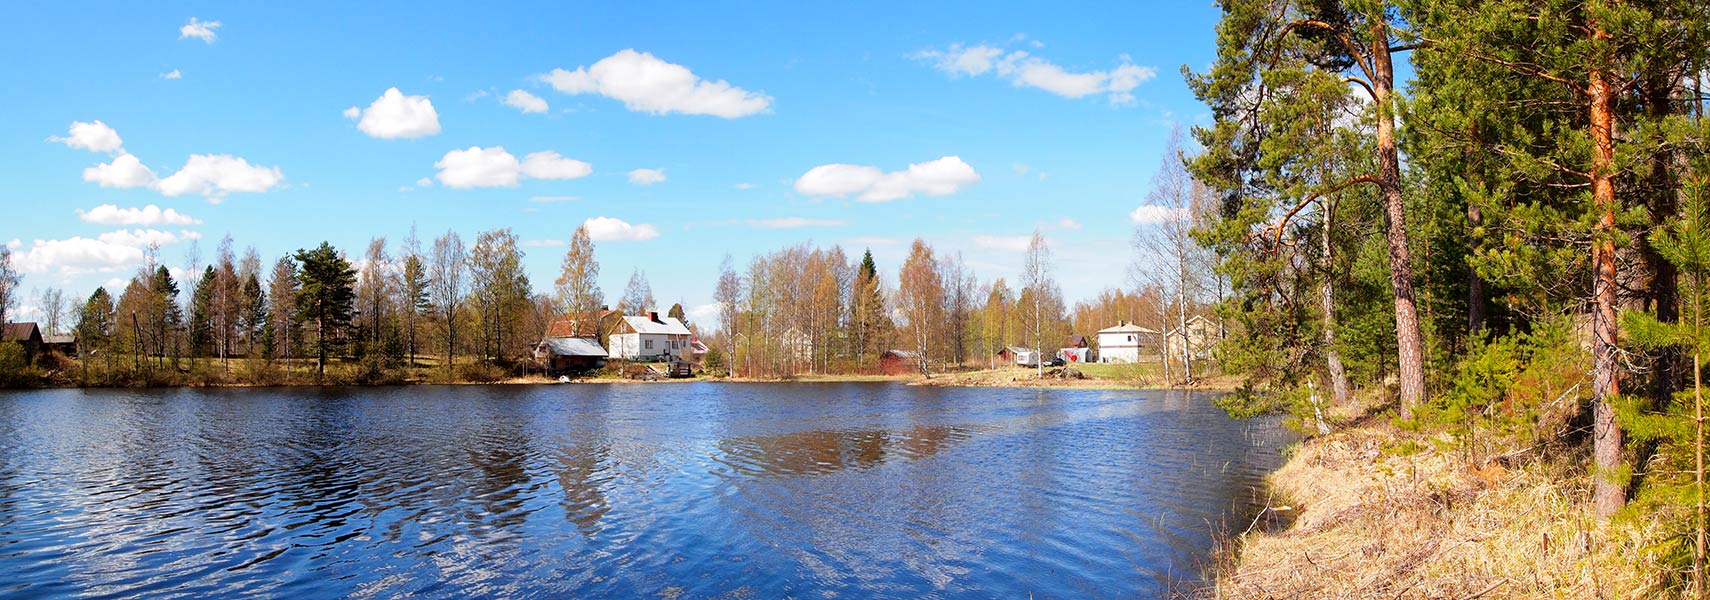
1623, 172, 1710, 593
1188, 0, 1428, 416
294, 242, 357, 380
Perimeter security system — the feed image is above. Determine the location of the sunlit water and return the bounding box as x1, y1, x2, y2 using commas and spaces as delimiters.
0, 383, 1289, 598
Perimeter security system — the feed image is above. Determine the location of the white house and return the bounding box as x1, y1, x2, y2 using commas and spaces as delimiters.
608, 311, 694, 361
1096, 321, 1159, 364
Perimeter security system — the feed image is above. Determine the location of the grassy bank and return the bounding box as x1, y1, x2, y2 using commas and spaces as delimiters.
1204, 421, 1677, 599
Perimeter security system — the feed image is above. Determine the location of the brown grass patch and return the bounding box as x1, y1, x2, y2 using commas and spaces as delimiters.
1206, 426, 1676, 599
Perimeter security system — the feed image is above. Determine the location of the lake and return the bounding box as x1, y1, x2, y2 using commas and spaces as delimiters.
0, 383, 1289, 598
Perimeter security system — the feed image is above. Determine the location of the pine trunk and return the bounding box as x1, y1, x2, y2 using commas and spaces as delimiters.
1588, 57, 1625, 519
1372, 30, 1426, 419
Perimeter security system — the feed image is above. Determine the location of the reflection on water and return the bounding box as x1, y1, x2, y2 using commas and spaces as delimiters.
0, 383, 1289, 598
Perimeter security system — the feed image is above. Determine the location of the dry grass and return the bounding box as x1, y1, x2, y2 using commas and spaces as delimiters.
1207, 425, 1679, 599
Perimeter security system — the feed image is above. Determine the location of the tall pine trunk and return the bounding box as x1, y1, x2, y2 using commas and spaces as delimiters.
1588, 49, 1625, 519
1372, 30, 1427, 419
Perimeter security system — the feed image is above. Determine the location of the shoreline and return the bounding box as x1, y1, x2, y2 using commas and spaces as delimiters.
6, 366, 1242, 391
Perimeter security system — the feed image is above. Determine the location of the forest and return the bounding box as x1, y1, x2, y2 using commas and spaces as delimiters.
1187, 0, 1710, 596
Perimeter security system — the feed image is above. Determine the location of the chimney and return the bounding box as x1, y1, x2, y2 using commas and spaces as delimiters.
649, 310, 662, 323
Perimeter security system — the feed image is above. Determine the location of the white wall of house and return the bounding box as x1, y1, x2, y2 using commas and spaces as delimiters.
1097, 332, 1142, 364
609, 332, 692, 360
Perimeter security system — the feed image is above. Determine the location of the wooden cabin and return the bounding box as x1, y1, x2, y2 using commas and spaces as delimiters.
1, 323, 44, 364
878, 349, 919, 375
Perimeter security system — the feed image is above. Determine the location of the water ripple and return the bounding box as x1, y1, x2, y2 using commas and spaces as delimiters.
0, 383, 1289, 598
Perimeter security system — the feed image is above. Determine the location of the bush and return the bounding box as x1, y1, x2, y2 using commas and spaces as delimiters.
1423, 318, 1589, 461
457, 362, 505, 383
0, 342, 45, 388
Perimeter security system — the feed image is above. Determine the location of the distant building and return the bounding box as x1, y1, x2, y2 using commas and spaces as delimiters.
878, 349, 918, 375
1165, 315, 1219, 360
534, 336, 608, 374
43, 334, 77, 357
1060, 334, 1091, 364
545, 309, 624, 346
609, 311, 693, 361
780, 327, 813, 365
1, 323, 43, 364
1096, 321, 1158, 364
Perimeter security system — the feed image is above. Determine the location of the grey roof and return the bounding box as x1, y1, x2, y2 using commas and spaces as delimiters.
1097, 323, 1157, 334
540, 336, 608, 357
44, 334, 76, 344
621, 315, 692, 336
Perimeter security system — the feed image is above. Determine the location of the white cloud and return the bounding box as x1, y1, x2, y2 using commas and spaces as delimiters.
433, 147, 590, 188
76, 204, 201, 227
415, 177, 433, 187
82, 153, 159, 188
180, 17, 220, 43
583, 216, 659, 241
155, 154, 285, 201
734, 182, 758, 190
503, 89, 549, 114
11, 237, 146, 275
843, 236, 904, 247
351, 87, 441, 139
918, 44, 1157, 105
973, 235, 1034, 251
1129, 205, 1188, 225
521, 151, 592, 180
926, 44, 1005, 77
342, 106, 360, 120
1047, 217, 1082, 230
435, 146, 520, 188
161, 69, 182, 80
627, 168, 666, 186
540, 49, 771, 118
97, 228, 200, 248
50, 120, 124, 153
746, 217, 847, 229
1011, 162, 1031, 176
688, 303, 721, 321
794, 155, 980, 202
529, 195, 580, 203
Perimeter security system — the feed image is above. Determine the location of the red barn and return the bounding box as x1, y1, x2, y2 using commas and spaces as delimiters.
878, 349, 918, 376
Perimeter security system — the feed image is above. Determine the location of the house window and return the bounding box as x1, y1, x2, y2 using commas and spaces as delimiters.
645, 339, 654, 350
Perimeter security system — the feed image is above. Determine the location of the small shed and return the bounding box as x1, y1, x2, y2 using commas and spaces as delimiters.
878, 349, 919, 375
1059, 347, 1090, 364
535, 336, 608, 374
1, 323, 43, 364
996, 346, 1028, 366
1064, 334, 1090, 349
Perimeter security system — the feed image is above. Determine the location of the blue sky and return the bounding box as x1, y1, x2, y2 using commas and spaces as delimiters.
3, 1, 1225, 321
